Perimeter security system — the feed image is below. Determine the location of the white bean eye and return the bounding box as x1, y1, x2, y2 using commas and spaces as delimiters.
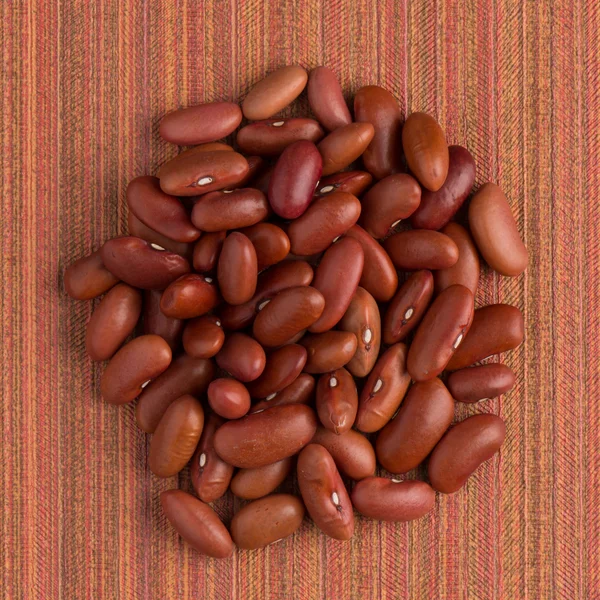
363, 328, 373, 344
215, 320, 222, 327
391, 478, 402, 483
272, 121, 285, 127
453, 333, 464, 349
319, 185, 335, 194
332, 235, 341, 243
266, 392, 277, 401
329, 376, 338, 388
223, 189, 234, 194
199, 453, 207, 468
204, 277, 213, 283
391, 219, 402, 229
150, 243, 165, 251
331, 492, 340, 506
196, 176, 213, 186
141, 380, 151, 389
258, 299, 270, 311
404, 307, 414, 321
372, 378, 383, 393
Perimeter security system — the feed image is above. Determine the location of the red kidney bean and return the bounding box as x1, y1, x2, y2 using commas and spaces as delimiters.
434, 223, 480, 295
447, 363, 516, 403
301, 331, 358, 374
250, 373, 315, 413
85, 283, 142, 361
297, 444, 354, 540
242, 65, 308, 120
207, 378, 251, 419
237, 118, 324, 156
149, 394, 204, 477
101, 236, 190, 290
64, 251, 119, 300
182, 314, 225, 358
351, 478, 436, 522
143, 289, 184, 351
468, 182, 528, 276
240, 223, 290, 271
288, 192, 361, 256
354, 86, 403, 179
410, 145, 476, 229
230, 494, 305, 549
445, 304, 524, 370
230, 457, 294, 500
192, 230, 226, 273
313, 171, 373, 199
316, 367, 357, 434
428, 414, 506, 493
159, 102, 242, 145
216, 332, 266, 382
268, 140, 322, 219
214, 404, 317, 468
407, 284, 474, 381
135, 354, 214, 433
100, 335, 172, 405
382, 270, 434, 344
128, 211, 193, 258
247, 344, 307, 399
376, 378, 455, 473
307, 66, 352, 131
360, 174, 422, 239
383, 230, 459, 271
161, 489, 233, 558
318, 122, 375, 176
356, 343, 411, 433
160, 274, 220, 319
217, 232, 257, 305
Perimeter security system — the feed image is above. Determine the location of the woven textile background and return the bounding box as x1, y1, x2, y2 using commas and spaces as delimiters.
2, 1, 599, 598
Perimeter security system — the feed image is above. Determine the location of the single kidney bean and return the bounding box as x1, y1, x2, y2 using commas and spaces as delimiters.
149, 394, 204, 477
236, 118, 324, 156
158, 149, 249, 197
351, 478, 436, 522
230, 457, 294, 500
159, 102, 242, 145
447, 363, 516, 403
85, 283, 142, 361
410, 145, 476, 229
253, 286, 325, 347
318, 122, 375, 175
407, 284, 474, 381
135, 354, 214, 433
434, 223, 480, 295
182, 314, 225, 358
311, 426, 375, 480
128, 211, 192, 258
217, 232, 257, 305
354, 86, 403, 179
376, 378, 455, 473
192, 231, 226, 273
338, 287, 381, 377
214, 404, 317, 468
207, 378, 251, 419
240, 223, 290, 271
382, 270, 434, 344
307, 66, 352, 131
445, 304, 524, 370
288, 192, 361, 256
383, 230, 459, 271
268, 140, 322, 219
301, 331, 358, 374
191, 413, 234, 503
316, 368, 358, 434
161, 489, 233, 558
100, 335, 172, 405
468, 182, 528, 276
143, 289, 184, 351
360, 174, 422, 239
428, 414, 506, 493
247, 344, 307, 399
230, 494, 305, 549
126, 176, 200, 243
250, 373, 315, 413
160, 274, 220, 319
297, 444, 354, 540
402, 112, 449, 191
101, 237, 190, 290
314, 171, 373, 199
356, 343, 411, 433
64, 251, 119, 300
216, 332, 266, 382
242, 65, 308, 120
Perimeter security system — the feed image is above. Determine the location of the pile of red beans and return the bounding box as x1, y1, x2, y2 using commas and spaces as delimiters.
64, 65, 527, 558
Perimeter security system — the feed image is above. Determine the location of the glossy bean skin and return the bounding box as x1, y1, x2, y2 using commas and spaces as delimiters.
360, 174, 422, 239
351, 478, 436, 522
230, 457, 294, 500
160, 274, 220, 319
126, 176, 200, 243
316, 368, 358, 434
135, 354, 214, 433
85, 284, 142, 361
192, 231, 226, 273
354, 86, 403, 179
338, 287, 381, 378
309, 237, 364, 333
216, 332, 266, 382
247, 344, 307, 399
318, 122, 375, 175
240, 223, 290, 272
301, 331, 358, 374
307, 66, 352, 131
434, 223, 480, 295
468, 182, 528, 276
214, 404, 318, 468
182, 314, 225, 358
314, 171, 373, 199
161, 490, 233, 558
297, 444, 354, 540
217, 232, 257, 305
249, 373, 315, 413
128, 211, 193, 258
407, 284, 474, 381
383, 230, 459, 271
207, 378, 251, 419
445, 304, 524, 371
100, 335, 172, 405
410, 145, 476, 229
447, 363, 516, 403
382, 270, 434, 344
402, 112, 449, 192
143, 289, 184, 351
230, 494, 305, 550
288, 192, 361, 256
149, 394, 204, 477
376, 378, 455, 473
101, 237, 190, 290
64, 251, 119, 300
428, 414, 506, 493
159, 102, 242, 145
355, 343, 411, 433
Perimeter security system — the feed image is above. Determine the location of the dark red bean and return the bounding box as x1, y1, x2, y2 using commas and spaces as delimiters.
192, 231, 226, 273
64, 251, 119, 300
434, 223, 480, 295
128, 211, 193, 258
249, 373, 315, 413
143, 289, 184, 352
318, 122, 375, 175
307, 66, 352, 131
447, 363, 516, 403
217, 232, 257, 305
313, 171, 373, 199
216, 332, 266, 382
182, 314, 224, 358
207, 378, 251, 419
230, 457, 294, 500
383, 230, 459, 271
247, 344, 307, 399
240, 223, 290, 271
316, 368, 358, 434
160, 274, 219, 319
301, 331, 358, 374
